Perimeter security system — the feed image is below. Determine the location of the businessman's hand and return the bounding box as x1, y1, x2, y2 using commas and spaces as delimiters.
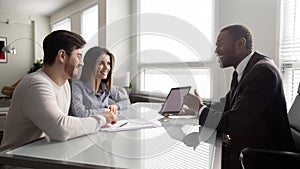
181, 89, 204, 115
102, 111, 118, 125
183, 132, 200, 150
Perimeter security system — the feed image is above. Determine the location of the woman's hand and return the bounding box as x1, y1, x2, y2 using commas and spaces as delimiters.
107, 104, 119, 114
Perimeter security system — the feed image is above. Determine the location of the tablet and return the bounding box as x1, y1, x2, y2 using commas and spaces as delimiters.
159, 86, 191, 116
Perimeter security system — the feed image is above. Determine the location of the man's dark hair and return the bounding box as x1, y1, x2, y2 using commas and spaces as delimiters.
43, 30, 86, 66
221, 24, 253, 50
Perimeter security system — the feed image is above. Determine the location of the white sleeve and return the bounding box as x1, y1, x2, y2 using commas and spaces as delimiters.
23, 80, 105, 141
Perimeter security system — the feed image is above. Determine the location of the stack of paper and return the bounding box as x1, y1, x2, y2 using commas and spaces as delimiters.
100, 119, 162, 132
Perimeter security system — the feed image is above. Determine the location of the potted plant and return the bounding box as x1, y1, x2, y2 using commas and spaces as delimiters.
28, 59, 43, 74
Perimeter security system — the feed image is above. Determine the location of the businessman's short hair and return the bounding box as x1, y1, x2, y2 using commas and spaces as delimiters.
221, 24, 253, 50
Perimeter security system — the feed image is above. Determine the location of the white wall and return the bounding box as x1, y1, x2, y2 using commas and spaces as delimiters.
0, 11, 49, 97
218, 0, 280, 60
105, 0, 132, 73
217, 0, 280, 92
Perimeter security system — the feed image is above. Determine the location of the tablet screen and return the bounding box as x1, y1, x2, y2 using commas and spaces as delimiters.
160, 86, 191, 115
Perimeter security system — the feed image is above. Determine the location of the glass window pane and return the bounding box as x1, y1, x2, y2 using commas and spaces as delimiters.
140, 35, 204, 63
82, 5, 98, 41
138, 0, 215, 98
141, 68, 211, 99
140, 0, 214, 44
51, 18, 71, 31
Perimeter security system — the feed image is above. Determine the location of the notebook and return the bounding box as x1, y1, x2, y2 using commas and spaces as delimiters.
159, 86, 191, 116
100, 119, 162, 132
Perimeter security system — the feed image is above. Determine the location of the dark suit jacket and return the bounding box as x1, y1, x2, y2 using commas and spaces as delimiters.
200, 52, 295, 160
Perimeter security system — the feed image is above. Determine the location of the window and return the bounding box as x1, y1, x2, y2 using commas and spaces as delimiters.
137, 0, 215, 98
280, 0, 300, 109
51, 18, 71, 31
82, 5, 98, 42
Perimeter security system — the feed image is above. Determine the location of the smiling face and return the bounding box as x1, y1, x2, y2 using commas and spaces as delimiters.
215, 30, 238, 68
95, 54, 111, 80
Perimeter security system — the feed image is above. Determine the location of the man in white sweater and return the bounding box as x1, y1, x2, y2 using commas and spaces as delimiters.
0, 30, 118, 151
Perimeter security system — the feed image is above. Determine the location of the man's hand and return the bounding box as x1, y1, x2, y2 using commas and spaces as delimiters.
181, 89, 204, 115
180, 105, 198, 115
102, 111, 118, 125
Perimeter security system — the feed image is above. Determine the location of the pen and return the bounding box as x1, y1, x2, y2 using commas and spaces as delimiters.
118, 122, 128, 128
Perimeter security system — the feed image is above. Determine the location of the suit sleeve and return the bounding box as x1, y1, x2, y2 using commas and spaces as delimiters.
200, 63, 280, 135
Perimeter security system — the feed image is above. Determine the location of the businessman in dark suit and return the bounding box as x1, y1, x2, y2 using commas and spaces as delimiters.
183, 24, 295, 169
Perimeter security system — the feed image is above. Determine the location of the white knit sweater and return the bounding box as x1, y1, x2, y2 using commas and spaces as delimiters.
0, 69, 106, 150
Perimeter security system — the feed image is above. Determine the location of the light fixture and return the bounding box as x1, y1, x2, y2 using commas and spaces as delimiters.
1, 37, 42, 55
1, 45, 16, 54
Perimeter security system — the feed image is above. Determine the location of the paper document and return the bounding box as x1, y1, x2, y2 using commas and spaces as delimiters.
100, 119, 162, 132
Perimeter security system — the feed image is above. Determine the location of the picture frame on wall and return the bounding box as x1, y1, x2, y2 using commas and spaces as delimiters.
0, 37, 7, 63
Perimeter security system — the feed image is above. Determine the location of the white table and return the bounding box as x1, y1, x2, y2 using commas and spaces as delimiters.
0, 102, 221, 169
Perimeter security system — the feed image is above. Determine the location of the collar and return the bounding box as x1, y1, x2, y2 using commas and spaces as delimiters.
100, 83, 108, 92
235, 51, 254, 81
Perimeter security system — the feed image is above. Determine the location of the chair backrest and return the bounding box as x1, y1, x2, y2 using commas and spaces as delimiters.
108, 86, 128, 105
288, 83, 300, 152
240, 84, 300, 169
240, 148, 300, 169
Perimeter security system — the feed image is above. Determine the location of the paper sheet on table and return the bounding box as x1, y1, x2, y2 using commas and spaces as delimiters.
100, 119, 162, 132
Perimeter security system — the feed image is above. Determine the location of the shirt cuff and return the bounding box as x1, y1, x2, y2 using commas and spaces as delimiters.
92, 115, 107, 127
198, 105, 207, 117
116, 104, 120, 110
99, 108, 106, 114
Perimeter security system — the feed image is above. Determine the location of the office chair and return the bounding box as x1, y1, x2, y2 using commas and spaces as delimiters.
240, 147, 300, 169
1, 79, 21, 97
108, 86, 129, 105
240, 82, 300, 169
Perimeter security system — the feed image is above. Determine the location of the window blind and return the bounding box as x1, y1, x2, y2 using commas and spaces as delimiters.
280, 0, 300, 110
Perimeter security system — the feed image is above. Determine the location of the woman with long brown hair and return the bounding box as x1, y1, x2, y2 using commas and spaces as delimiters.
71, 46, 130, 117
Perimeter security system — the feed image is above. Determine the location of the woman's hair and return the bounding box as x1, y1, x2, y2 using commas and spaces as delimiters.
80, 46, 115, 92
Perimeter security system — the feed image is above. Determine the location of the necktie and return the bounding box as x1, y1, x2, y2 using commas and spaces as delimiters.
229, 71, 238, 102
